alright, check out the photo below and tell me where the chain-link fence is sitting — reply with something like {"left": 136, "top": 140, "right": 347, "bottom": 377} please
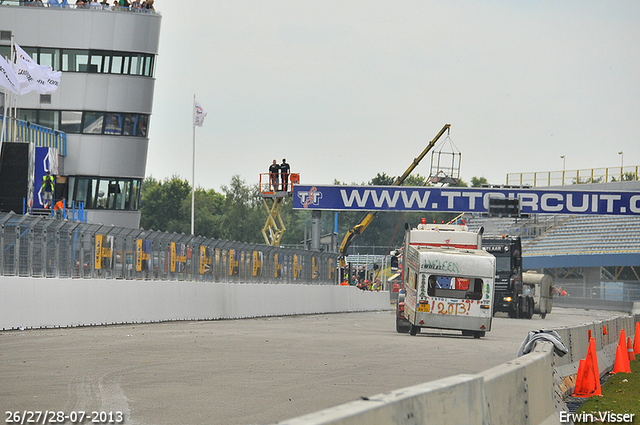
{"left": 0, "top": 212, "right": 338, "bottom": 284}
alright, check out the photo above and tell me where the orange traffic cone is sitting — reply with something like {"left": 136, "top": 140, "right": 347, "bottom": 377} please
{"left": 587, "top": 337, "right": 601, "bottom": 396}
{"left": 634, "top": 322, "right": 640, "bottom": 356}
{"left": 572, "top": 359, "right": 586, "bottom": 397}
{"left": 613, "top": 343, "right": 631, "bottom": 374}
{"left": 628, "top": 337, "right": 636, "bottom": 362}
{"left": 603, "top": 325, "right": 607, "bottom": 335}
{"left": 618, "top": 329, "right": 627, "bottom": 353}
{"left": 572, "top": 338, "right": 602, "bottom": 397}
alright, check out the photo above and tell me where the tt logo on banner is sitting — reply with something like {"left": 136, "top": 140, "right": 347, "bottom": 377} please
{"left": 298, "top": 187, "right": 323, "bottom": 208}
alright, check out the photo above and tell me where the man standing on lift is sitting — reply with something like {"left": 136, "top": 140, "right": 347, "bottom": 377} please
{"left": 269, "top": 159, "right": 280, "bottom": 191}
{"left": 280, "top": 158, "right": 290, "bottom": 192}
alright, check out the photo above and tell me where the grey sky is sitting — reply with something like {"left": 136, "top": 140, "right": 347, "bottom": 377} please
{"left": 147, "top": 1, "right": 640, "bottom": 192}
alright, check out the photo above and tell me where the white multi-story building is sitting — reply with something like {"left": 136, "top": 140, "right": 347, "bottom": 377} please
{"left": 0, "top": 3, "right": 161, "bottom": 228}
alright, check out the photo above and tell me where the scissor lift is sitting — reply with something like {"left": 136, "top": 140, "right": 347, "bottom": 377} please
{"left": 259, "top": 172, "right": 300, "bottom": 246}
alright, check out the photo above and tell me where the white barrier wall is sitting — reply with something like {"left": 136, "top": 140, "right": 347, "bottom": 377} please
{"left": 0, "top": 277, "right": 390, "bottom": 330}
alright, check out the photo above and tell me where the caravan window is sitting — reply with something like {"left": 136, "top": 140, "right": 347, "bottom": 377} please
{"left": 427, "top": 275, "right": 484, "bottom": 300}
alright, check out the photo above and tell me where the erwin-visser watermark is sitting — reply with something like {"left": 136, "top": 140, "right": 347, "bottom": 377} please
{"left": 560, "top": 411, "right": 635, "bottom": 423}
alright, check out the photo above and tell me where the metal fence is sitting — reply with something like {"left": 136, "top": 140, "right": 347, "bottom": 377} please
{"left": 506, "top": 165, "right": 639, "bottom": 187}
{"left": 0, "top": 211, "right": 338, "bottom": 284}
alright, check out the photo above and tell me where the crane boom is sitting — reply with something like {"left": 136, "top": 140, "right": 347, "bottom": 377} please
{"left": 338, "top": 124, "right": 451, "bottom": 266}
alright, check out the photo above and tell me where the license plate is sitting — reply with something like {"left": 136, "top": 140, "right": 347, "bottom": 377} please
{"left": 417, "top": 303, "right": 430, "bottom": 312}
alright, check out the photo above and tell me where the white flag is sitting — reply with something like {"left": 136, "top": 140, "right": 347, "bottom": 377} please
{"left": 14, "top": 44, "right": 61, "bottom": 95}
{"left": 41, "top": 67, "right": 61, "bottom": 94}
{"left": 193, "top": 98, "right": 207, "bottom": 127}
{"left": 0, "top": 54, "right": 20, "bottom": 95}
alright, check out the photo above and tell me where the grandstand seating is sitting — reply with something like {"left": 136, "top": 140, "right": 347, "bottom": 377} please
{"left": 524, "top": 215, "right": 640, "bottom": 256}
{"left": 467, "top": 214, "right": 640, "bottom": 257}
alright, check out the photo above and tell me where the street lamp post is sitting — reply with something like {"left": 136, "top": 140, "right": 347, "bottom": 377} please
{"left": 618, "top": 151, "right": 624, "bottom": 181}
{"left": 560, "top": 155, "right": 565, "bottom": 185}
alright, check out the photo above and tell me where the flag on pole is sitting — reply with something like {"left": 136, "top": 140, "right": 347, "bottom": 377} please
{"left": 0, "top": 54, "right": 21, "bottom": 95}
{"left": 14, "top": 43, "right": 61, "bottom": 95}
{"left": 193, "top": 98, "right": 207, "bottom": 127}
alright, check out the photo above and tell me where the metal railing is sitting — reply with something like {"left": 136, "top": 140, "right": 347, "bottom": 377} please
{"left": 2, "top": 0, "right": 159, "bottom": 14}
{"left": 555, "top": 281, "right": 640, "bottom": 302}
{"left": 0, "top": 211, "right": 338, "bottom": 284}
{"left": 1, "top": 116, "right": 67, "bottom": 156}
{"left": 506, "top": 165, "right": 639, "bottom": 187}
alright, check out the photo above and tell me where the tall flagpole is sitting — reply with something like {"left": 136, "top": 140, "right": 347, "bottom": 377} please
{"left": 191, "top": 94, "right": 196, "bottom": 235}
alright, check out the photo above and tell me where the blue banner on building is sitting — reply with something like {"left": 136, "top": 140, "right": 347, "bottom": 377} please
{"left": 292, "top": 185, "right": 640, "bottom": 216}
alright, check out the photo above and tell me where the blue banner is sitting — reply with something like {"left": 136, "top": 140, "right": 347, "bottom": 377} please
{"left": 292, "top": 185, "right": 640, "bottom": 216}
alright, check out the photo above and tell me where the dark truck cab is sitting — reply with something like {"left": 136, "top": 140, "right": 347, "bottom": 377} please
{"left": 482, "top": 235, "right": 534, "bottom": 319}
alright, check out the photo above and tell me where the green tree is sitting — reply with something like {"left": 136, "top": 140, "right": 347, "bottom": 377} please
{"left": 220, "top": 175, "right": 263, "bottom": 243}
{"left": 140, "top": 175, "right": 191, "bottom": 233}
{"left": 471, "top": 176, "right": 488, "bottom": 187}
{"left": 188, "top": 187, "right": 225, "bottom": 239}
{"left": 370, "top": 172, "right": 395, "bottom": 185}
{"left": 403, "top": 174, "right": 428, "bottom": 186}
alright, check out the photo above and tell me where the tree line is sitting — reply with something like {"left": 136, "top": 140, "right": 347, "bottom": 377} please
{"left": 140, "top": 173, "right": 489, "bottom": 251}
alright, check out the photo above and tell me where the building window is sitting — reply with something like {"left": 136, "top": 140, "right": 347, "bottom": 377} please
{"left": 17, "top": 108, "right": 150, "bottom": 138}
{"left": 39, "top": 48, "right": 59, "bottom": 70}
{"left": 27, "top": 46, "right": 156, "bottom": 77}
{"left": 62, "top": 49, "right": 89, "bottom": 72}
{"left": 104, "top": 113, "right": 122, "bottom": 135}
{"left": 18, "top": 110, "right": 38, "bottom": 124}
{"left": 83, "top": 112, "right": 104, "bottom": 134}
{"left": 89, "top": 53, "right": 103, "bottom": 73}
{"left": 60, "top": 111, "right": 82, "bottom": 133}
{"left": 38, "top": 110, "right": 58, "bottom": 131}
{"left": 136, "top": 115, "right": 149, "bottom": 137}
{"left": 70, "top": 176, "right": 142, "bottom": 211}
{"left": 111, "top": 55, "right": 123, "bottom": 74}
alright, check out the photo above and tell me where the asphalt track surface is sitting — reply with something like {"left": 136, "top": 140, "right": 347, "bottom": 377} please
{"left": 0, "top": 307, "right": 623, "bottom": 425}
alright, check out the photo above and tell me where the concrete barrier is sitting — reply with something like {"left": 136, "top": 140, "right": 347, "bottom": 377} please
{"left": 273, "top": 314, "right": 640, "bottom": 425}
{"left": 275, "top": 343, "right": 558, "bottom": 425}
{"left": 0, "top": 277, "right": 391, "bottom": 330}
{"left": 277, "top": 375, "right": 487, "bottom": 425}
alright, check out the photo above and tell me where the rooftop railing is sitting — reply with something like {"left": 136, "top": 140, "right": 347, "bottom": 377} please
{"left": 0, "top": 0, "right": 159, "bottom": 14}
{"left": 506, "top": 166, "right": 639, "bottom": 187}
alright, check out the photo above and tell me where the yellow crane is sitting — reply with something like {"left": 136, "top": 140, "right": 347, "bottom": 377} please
{"left": 338, "top": 124, "right": 451, "bottom": 267}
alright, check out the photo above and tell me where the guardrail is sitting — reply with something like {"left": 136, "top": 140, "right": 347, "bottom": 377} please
{"left": 274, "top": 309, "right": 640, "bottom": 425}
{"left": 0, "top": 211, "right": 338, "bottom": 284}
{"left": 507, "top": 166, "right": 639, "bottom": 187}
